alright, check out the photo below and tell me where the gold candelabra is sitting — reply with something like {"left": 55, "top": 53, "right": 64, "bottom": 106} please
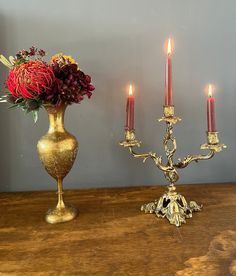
{"left": 120, "top": 105, "right": 226, "bottom": 227}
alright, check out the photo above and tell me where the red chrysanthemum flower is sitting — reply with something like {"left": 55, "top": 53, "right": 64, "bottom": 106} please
{"left": 6, "top": 60, "right": 55, "bottom": 99}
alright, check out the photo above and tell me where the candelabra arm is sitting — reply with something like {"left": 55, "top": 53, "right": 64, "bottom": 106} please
{"left": 174, "top": 149, "right": 215, "bottom": 169}
{"left": 128, "top": 147, "right": 153, "bottom": 161}
{"left": 128, "top": 147, "right": 171, "bottom": 172}
{"left": 119, "top": 129, "right": 171, "bottom": 172}
{"left": 174, "top": 132, "right": 226, "bottom": 169}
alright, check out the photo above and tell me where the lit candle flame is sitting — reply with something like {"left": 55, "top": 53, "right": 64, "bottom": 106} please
{"left": 167, "top": 38, "right": 172, "bottom": 55}
{"left": 129, "top": 84, "right": 133, "bottom": 96}
{"left": 208, "top": 84, "right": 213, "bottom": 97}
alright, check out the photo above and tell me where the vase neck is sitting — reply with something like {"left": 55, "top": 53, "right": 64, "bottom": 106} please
{"left": 46, "top": 104, "right": 67, "bottom": 133}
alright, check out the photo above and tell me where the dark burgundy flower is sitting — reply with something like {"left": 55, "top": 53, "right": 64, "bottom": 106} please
{"left": 15, "top": 46, "right": 47, "bottom": 61}
{"left": 29, "top": 46, "right": 37, "bottom": 56}
{"left": 42, "top": 60, "right": 95, "bottom": 105}
{"left": 38, "top": 49, "right": 46, "bottom": 57}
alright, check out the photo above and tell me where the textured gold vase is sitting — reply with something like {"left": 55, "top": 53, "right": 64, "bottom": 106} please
{"left": 37, "top": 104, "right": 78, "bottom": 224}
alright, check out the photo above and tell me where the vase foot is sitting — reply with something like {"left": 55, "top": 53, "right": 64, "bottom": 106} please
{"left": 45, "top": 204, "right": 78, "bottom": 224}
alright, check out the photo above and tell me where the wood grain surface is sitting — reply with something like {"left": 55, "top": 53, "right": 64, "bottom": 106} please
{"left": 0, "top": 183, "right": 235, "bottom": 276}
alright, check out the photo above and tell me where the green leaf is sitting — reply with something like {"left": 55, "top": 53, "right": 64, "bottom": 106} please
{"left": 0, "top": 95, "right": 7, "bottom": 102}
{"left": 15, "top": 98, "right": 24, "bottom": 104}
{"left": 32, "top": 110, "right": 39, "bottom": 123}
{"left": 14, "top": 58, "right": 27, "bottom": 65}
{"left": 0, "top": 55, "right": 13, "bottom": 69}
{"left": 2, "top": 89, "right": 10, "bottom": 95}
{"left": 8, "top": 104, "right": 18, "bottom": 109}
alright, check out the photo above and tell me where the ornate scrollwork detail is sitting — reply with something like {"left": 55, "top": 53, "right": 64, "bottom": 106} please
{"left": 164, "top": 169, "right": 179, "bottom": 183}
{"left": 120, "top": 106, "right": 226, "bottom": 226}
{"left": 141, "top": 185, "right": 202, "bottom": 227}
{"left": 174, "top": 151, "right": 215, "bottom": 169}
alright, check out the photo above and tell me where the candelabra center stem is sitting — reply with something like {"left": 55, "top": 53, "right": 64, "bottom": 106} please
{"left": 168, "top": 183, "right": 176, "bottom": 192}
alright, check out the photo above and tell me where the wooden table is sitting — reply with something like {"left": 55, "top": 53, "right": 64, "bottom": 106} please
{"left": 0, "top": 183, "right": 235, "bottom": 276}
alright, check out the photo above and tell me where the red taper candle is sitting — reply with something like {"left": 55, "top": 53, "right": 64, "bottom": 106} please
{"left": 207, "top": 84, "right": 216, "bottom": 132}
{"left": 165, "top": 38, "right": 173, "bottom": 106}
{"left": 126, "top": 84, "right": 134, "bottom": 130}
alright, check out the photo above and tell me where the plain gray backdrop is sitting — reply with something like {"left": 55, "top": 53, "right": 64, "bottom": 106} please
{"left": 0, "top": 0, "right": 235, "bottom": 192}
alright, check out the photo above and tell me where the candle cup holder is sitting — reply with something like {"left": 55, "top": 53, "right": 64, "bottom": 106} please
{"left": 120, "top": 106, "right": 226, "bottom": 227}
{"left": 159, "top": 105, "right": 181, "bottom": 124}
{"left": 120, "top": 129, "right": 141, "bottom": 148}
{"left": 201, "top": 131, "right": 226, "bottom": 153}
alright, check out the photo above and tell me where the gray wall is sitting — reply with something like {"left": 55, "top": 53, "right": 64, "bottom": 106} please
{"left": 0, "top": 0, "right": 235, "bottom": 192}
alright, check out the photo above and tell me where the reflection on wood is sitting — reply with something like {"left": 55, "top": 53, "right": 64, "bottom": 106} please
{"left": 176, "top": 230, "right": 236, "bottom": 276}
{"left": 0, "top": 183, "right": 235, "bottom": 275}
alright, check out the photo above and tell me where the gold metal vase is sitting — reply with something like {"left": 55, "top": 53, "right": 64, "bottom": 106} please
{"left": 37, "top": 104, "right": 78, "bottom": 224}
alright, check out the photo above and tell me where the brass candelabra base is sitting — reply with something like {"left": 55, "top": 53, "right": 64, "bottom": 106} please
{"left": 141, "top": 185, "right": 202, "bottom": 227}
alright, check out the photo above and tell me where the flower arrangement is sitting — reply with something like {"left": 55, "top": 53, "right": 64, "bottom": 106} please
{"left": 0, "top": 46, "right": 95, "bottom": 122}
